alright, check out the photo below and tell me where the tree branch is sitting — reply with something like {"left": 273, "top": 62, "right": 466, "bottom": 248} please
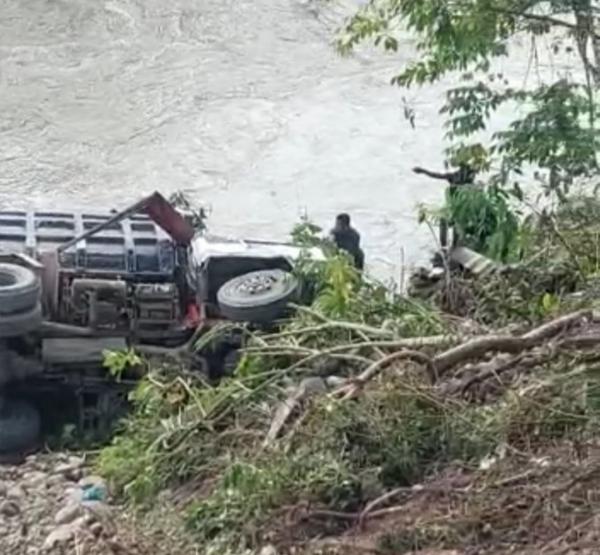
{"left": 433, "top": 310, "right": 592, "bottom": 376}
{"left": 487, "top": 5, "right": 600, "bottom": 39}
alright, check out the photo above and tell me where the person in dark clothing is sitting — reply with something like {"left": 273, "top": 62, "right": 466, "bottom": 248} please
{"left": 413, "top": 163, "right": 476, "bottom": 188}
{"left": 330, "top": 213, "right": 365, "bottom": 270}
{"left": 413, "top": 163, "right": 478, "bottom": 248}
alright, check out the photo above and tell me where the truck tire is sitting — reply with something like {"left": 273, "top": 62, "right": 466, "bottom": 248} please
{"left": 217, "top": 269, "right": 299, "bottom": 323}
{"left": 0, "top": 399, "right": 41, "bottom": 454}
{"left": 0, "top": 304, "right": 42, "bottom": 338}
{"left": 0, "top": 264, "right": 40, "bottom": 315}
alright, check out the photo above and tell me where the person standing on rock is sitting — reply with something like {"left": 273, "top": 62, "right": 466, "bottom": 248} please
{"left": 329, "top": 213, "right": 364, "bottom": 270}
{"left": 412, "top": 162, "right": 478, "bottom": 248}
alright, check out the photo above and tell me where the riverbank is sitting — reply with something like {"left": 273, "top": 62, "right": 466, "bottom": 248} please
{"left": 92, "top": 198, "right": 600, "bottom": 554}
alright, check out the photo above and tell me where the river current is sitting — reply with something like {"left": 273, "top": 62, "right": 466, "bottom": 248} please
{"left": 0, "top": 0, "right": 578, "bottom": 279}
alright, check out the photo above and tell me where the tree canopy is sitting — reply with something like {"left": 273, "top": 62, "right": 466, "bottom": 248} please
{"left": 338, "top": 0, "right": 600, "bottom": 200}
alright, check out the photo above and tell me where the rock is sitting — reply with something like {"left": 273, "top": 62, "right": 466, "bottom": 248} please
{"left": 24, "top": 454, "right": 39, "bottom": 467}
{"left": 45, "top": 474, "right": 64, "bottom": 490}
{"left": 54, "top": 463, "right": 71, "bottom": 474}
{"left": 43, "top": 525, "right": 75, "bottom": 551}
{"left": 0, "top": 500, "right": 20, "bottom": 517}
{"left": 82, "top": 500, "right": 112, "bottom": 523}
{"left": 82, "top": 500, "right": 116, "bottom": 537}
{"left": 299, "top": 377, "right": 328, "bottom": 395}
{"left": 55, "top": 502, "right": 82, "bottom": 525}
{"left": 64, "top": 486, "right": 84, "bottom": 504}
{"left": 24, "top": 470, "right": 47, "bottom": 489}
{"left": 81, "top": 512, "right": 95, "bottom": 526}
{"left": 324, "top": 375, "right": 347, "bottom": 388}
{"left": 107, "top": 538, "right": 127, "bottom": 554}
{"left": 67, "top": 456, "right": 84, "bottom": 468}
{"left": 42, "top": 518, "right": 87, "bottom": 551}
{"left": 259, "top": 546, "right": 278, "bottom": 555}
{"left": 90, "top": 521, "right": 103, "bottom": 537}
{"left": 54, "top": 463, "right": 82, "bottom": 482}
{"left": 7, "top": 485, "right": 26, "bottom": 501}
{"left": 20, "top": 521, "right": 29, "bottom": 538}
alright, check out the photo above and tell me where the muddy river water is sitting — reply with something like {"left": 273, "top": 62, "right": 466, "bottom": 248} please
{"left": 0, "top": 0, "right": 578, "bottom": 279}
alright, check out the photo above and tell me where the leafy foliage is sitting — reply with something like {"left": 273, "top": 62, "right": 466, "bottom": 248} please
{"left": 419, "top": 183, "right": 520, "bottom": 261}
{"left": 338, "top": 0, "right": 600, "bottom": 200}
{"left": 447, "top": 185, "right": 520, "bottom": 259}
{"left": 103, "top": 349, "right": 144, "bottom": 381}
{"left": 493, "top": 81, "right": 600, "bottom": 200}
{"left": 290, "top": 218, "right": 327, "bottom": 249}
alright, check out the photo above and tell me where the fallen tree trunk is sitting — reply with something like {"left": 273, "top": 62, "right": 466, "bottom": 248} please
{"left": 433, "top": 335, "right": 533, "bottom": 376}
{"left": 432, "top": 310, "right": 593, "bottom": 377}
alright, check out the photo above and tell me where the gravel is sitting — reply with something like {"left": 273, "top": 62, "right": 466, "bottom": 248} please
{"left": 0, "top": 454, "right": 143, "bottom": 554}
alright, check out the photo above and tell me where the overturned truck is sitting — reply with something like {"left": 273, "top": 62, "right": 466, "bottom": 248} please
{"left": 0, "top": 193, "right": 321, "bottom": 452}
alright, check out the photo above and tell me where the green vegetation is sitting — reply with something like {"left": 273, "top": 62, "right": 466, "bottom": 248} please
{"left": 97, "top": 212, "right": 600, "bottom": 552}
{"left": 338, "top": 0, "right": 600, "bottom": 202}
{"left": 419, "top": 183, "right": 521, "bottom": 261}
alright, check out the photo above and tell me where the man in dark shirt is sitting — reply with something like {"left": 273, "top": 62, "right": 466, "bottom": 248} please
{"left": 330, "top": 213, "right": 364, "bottom": 270}
{"left": 413, "top": 163, "right": 476, "bottom": 188}
{"left": 413, "top": 163, "right": 478, "bottom": 248}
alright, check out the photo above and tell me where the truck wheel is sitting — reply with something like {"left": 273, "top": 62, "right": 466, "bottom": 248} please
{"left": 0, "top": 399, "right": 41, "bottom": 454}
{"left": 0, "top": 304, "right": 42, "bottom": 338}
{"left": 0, "top": 264, "right": 40, "bottom": 315}
{"left": 217, "top": 269, "right": 299, "bottom": 323}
